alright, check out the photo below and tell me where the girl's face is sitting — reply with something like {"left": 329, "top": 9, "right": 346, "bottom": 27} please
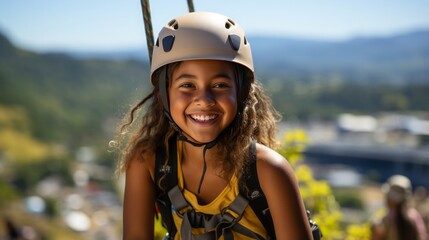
{"left": 168, "top": 60, "right": 238, "bottom": 144}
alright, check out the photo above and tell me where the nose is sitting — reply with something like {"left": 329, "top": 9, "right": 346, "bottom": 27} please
{"left": 194, "top": 88, "right": 215, "bottom": 107}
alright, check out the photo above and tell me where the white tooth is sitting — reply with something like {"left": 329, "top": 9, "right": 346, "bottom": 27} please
{"left": 191, "top": 114, "right": 216, "bottom": 121}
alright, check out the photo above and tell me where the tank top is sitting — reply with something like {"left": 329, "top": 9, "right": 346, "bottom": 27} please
{"left": 172, "top": 141, "right": 268, "bottom": 239}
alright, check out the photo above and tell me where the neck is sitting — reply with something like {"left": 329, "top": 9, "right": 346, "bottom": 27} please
{"left": 180, "top": 138, "right": 222, "bottom": 194}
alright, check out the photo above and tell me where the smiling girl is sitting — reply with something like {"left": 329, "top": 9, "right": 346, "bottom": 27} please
{"left": 116, "top": 12, "right": 313, "bottom": 240}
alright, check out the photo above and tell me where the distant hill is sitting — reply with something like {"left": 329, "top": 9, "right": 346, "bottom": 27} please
{"left": 0, "top": 32, "right": 149, "bottom": 148}
{"left": 66, "top": 29, "right": 429, "bottom": 85}
{"left": 250, "top": 30, "right": 429, "bottom": 85}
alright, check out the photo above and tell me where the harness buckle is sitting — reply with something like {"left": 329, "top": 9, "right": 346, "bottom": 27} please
{"left": 220, "top": 206, "right": 242, "bottom": 224}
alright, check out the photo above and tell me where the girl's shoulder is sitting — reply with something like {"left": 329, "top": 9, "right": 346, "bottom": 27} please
{"left": 254, "top": 142, "right": 297, "bottom": 188}
{"left": 254, "top": 143, "right": 288, "bottom": 170}
{"left": 127, "top": 146, "right": 156, "bottom": 181}
{"left": 254, "top": 143, "right": 312, "bottom": 238}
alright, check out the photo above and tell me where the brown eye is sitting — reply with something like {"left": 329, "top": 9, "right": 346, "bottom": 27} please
{"left": 213, "top": 83, "right": 230, "bottom": 89}
{"left": 179, "top": 83, "right": 194, "bottom": 88}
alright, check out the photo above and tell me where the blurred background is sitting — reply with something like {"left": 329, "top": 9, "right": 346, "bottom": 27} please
{"left": 1, "top": 0, "right": 428, "bottom": 239}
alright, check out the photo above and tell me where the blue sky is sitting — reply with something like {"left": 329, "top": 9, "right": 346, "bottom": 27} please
{"left": 1, "top": 0, "right": 428, "bottom": 52}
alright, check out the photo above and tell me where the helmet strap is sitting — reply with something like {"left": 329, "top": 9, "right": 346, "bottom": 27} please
{"left": 235, "top": 65, "right": 244, "bottom": 111}
{"left": 159, "top": 67, "right": 170, "bottom": 112}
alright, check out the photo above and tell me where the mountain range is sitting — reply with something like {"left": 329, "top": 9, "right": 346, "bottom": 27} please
{"left": 65, "top": 29, "right": 429, "bottom": 85}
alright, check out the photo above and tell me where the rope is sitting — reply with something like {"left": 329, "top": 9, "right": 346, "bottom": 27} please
{"left": 139, "top": 0, "right": 195, "bottom": 62}
{"left": 187, "top": 0, "right": 195, "bottom": 12}
{"left": 140, "top": 0, "right": 155, "bottom": 62}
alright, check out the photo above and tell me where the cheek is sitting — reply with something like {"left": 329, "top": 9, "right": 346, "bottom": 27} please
{"left": 168, "top": 91, "right": 190, "bottom": 118}
{"left": 224, "top": 94, "right": 238, "bottom": 117}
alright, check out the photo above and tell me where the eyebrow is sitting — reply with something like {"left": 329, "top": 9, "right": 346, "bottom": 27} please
{"left": 174, "top": 73, "right": 234, "bottom": 82}
{"left": 174, "top": 73, "right": 195, "bottom": 82}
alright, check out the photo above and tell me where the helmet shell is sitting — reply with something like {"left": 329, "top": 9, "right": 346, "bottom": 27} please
{"left": 150, "top": 12, "right": 253, "bottom": 84}
{"left": 382, "top": 174, "right": 412, "bottom": 203}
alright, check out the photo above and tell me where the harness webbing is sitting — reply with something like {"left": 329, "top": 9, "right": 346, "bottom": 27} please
{"left": 155, "top": 136, "right": 274, "bottom": 239}
{"left": 168, "top": 185, "right": 264, "bottom": 239}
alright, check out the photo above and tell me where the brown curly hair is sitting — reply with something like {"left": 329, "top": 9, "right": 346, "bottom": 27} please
{"left": 114, "top": 62, "right": 281, "bottom": 182}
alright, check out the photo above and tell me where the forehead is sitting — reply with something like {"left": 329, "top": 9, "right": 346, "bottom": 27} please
{"left": 172, "top": 60, "right": 235, "bottom": 76}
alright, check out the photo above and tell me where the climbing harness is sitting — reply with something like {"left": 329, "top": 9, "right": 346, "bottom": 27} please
{"left": 168, "top": 185, "right": 265, "bottom": 239}
{"left": 155, "top": 136, "right": 272, "bottom": 239}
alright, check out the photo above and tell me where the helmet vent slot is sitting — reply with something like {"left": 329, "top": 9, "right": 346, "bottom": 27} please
{"left": 225, "top": 19, "right": 235, "bottom": 29}
{"left": 162, "top": 35, "right": 175, "bottom": 52}
{"left": 228, "top": 34, "right": 240, "bottom": 51}
{"left": 168, "top": 20, "right": 179, "bottom": 30}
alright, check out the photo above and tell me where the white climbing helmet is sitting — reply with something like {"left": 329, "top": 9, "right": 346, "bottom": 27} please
{"left": 150, "top": 11, "right": 254, "bottom": 84}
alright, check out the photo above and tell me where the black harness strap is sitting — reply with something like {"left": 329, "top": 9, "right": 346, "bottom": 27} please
{"left": 155, "top": 136, "right": 179, "bottom": 238}
{"left": 239, "top": 142, "right": 275, "bottom": 238}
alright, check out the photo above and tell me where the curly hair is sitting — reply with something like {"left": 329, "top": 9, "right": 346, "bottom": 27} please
{"left": 114, "top": 62, "right": 281, "bottom": 182}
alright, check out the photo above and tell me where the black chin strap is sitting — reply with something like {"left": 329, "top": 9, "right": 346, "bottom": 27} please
{"left": 176, "top": 129, "right": 218, "bottom": 194}
{"left": 175, "top": 124, "right": 219, "bottom": 194}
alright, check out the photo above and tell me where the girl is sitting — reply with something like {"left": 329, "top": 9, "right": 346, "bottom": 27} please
{"left": 371, "top": 175, "right": 427, "bottom": 240}
{"left": 116, "top": 12, "right": 313, "bottom": 239}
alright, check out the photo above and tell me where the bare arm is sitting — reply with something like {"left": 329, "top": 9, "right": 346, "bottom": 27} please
{"left": 123, "top": 151, "right": 155, "bottom": 240}
{"left": 256, "top": 143, "right": 312, "bottom": 240}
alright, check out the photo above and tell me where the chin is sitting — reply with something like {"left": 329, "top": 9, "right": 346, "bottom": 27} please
{"left": 195, "top": 137, "right": 217, "bottom": 144}
{"left": 190, "top": 133, "right": 219, "bottom": 144}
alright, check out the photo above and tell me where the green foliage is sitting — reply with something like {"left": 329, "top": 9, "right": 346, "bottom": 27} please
{"left": 0, "top": 104, "right": 73, "bottom": 194}
{"left": 333, "top": 189, "right": 365, "bottom": 210}
{"left": 266, "top": 79, "right": 429, "bottom": 120}
{"left": 0, "top": 40, "right": 149, "bottom": 151}
{"left": 12, "top": 157, "right": 73, "bottom": 193}
{"left": 44, "top": 197, "right": 59, "bottom": 218}
{"left": 0, "top": 105, "right": 54, "bottom": 162}
{"left": 0, "top": 180, "right": 20, "bottom": 207}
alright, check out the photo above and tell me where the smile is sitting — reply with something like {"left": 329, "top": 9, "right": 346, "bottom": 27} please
{"left": 189, "top": 114, "right": 218, "bottom": 122}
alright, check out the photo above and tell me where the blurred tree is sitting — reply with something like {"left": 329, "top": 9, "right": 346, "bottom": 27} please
{"left": 345, "top": 223, "right": 371, "bottom": 240}
{"left": 279, "top": 129, "right": 344, "bottom": 239}
{"left": 0, "top": 105, "right": 52, "bottom": 163}
{"left": 279, "top": 129, "right": 370, "bottom": 240}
